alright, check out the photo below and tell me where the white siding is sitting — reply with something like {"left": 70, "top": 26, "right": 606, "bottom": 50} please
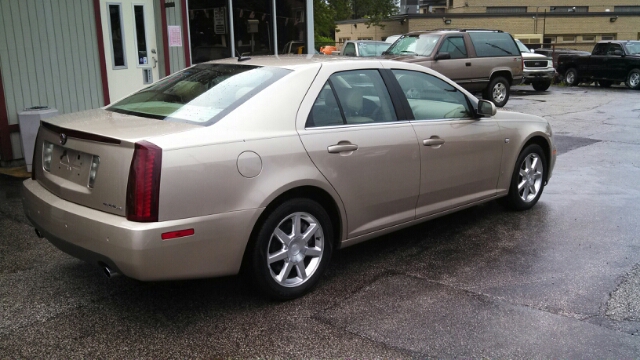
{"left": 0, "top": 0, "right": 104, "bottom": 160}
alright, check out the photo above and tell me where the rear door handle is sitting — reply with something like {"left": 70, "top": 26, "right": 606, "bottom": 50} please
{"left": 466, "top": 62, "right": 471, "bottom": 66}
{"left": 328, "top": 144, "right": 358, "bottom": 153}
{"left": 423, "top": 138, "right": 445, "bottom": 146}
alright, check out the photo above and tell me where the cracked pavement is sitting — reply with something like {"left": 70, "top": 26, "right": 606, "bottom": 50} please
{"left": 1, "top": 84, "right": 640, "bottom": 357}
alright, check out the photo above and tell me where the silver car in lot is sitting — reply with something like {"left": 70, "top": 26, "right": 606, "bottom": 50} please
{"left": 23, "top": 56, "right": 556, "bottom": 299}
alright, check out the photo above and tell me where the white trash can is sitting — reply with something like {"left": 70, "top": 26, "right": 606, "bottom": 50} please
{"left": 18, "top": 106, "right": 59, "bottom": 172}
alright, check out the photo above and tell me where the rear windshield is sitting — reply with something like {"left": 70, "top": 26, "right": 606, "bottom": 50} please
{"left": 469, "top": 32, "right": 520, "bottom": 57}
{"left": 385, "top": 35, "right": 440, "bottom": 57}
{"left": 108, "top": 63, "right": 291, "bottom": 125}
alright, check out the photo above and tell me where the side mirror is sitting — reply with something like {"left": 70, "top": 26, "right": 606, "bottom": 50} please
{"left": 477, "top": 100, "right": 497, "bottom": 117}
{"left": 613, "top": 49, "right": 624, "bottom": 56}
{"left": 434, "top": 52, "right": 451, "bottom": 61}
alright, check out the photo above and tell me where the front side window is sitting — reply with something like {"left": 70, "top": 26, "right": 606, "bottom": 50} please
{"left": 107, "top": 3, "right": 127, "bottom": 69}
{"left": 108, "top": 64, "right": 291, "bottom": 125}
{"left": 607, "top": 44, "right": 623, "bottom": 55}
{"left": 469, "top": 32, "right": 519, "bottom": 57}
{"left": 438, "top": 37, "right": 467, "bottom": 59}
{"left": 392, "top": 69, "right": 471, "bottom": 120}
{"left": 306, "top": 70, "right": 397, "bottom": 127}
{"left": 385, "top": 35, "right": 440, "bottom": 57}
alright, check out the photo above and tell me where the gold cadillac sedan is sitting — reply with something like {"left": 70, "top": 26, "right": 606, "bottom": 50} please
{"left": 22, "top": 56, "right": 556, "bottom": 300}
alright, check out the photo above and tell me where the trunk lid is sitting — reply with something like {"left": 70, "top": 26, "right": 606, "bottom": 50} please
{"left": 33, "top": 109, "right": 200, "bottom": 217}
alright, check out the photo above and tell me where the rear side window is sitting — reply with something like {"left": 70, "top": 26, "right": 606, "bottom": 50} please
{"left": 469, "top": 32, "right": 519, "bottom": 57}
{"left": 108, "top": 64, "right": 290, "bottom": 125}
{"left": 306, "top": 70, "right": 397, "bottom": 127}
{"left": 343, "top": 43, "right": 356, "bottom": 56}
{"left": 592, "top": 43, "right": 608, "bottom": 55}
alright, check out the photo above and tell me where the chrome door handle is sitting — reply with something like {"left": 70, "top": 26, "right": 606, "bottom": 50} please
{"left": 423, "top": 138, "right": 445, "bottom": 146}
{"left": 327, "top": 144, "right": 358, "bottom": 153}
{"left": 152, "top": 57, "right": 158, "bottom": 68}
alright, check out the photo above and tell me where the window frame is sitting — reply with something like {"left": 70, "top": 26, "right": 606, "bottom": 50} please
{"left": 132, "top": 3, "right": 150, "bottom": 68}
{"left": 390, "top": 69, "right": 474, "bottom": 122}
{"left": 305, "top": 69, "right": 401, "bottom": 128}
{"left": 106, "top": 2, "right": 128, "bottom": 70}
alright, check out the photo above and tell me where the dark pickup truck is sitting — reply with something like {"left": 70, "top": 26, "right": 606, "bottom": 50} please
{"left": 557, "top": 40, "right": 640, "bottom": 89}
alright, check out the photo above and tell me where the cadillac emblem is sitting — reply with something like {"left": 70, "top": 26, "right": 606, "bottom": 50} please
{"left": 59, "top": 133, "right": 67, "bottom": 145}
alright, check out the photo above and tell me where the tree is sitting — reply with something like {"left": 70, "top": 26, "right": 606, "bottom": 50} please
{"left": 328, "top": 0, "right": 397, "bottom": 23}
{"left": 314, "top": 0, "right": 337, "bottom": 39}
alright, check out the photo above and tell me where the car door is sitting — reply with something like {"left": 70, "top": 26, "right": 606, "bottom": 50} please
{"left": 391, "top": 69, "right": 503, "bottom": 218}
{"left": 589, "top": 43, "right": 609, "bottom": 78}
{"left": 430, "top": 35, "right": 479, "bottom": 91}
{"left": 606, "top": 43, "right": 628, "bottom": 81}
{"left": 298, "top": 68, "right": 421, "bottom": 238}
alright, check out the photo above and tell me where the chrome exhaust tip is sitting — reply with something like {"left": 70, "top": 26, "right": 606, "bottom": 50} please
{"left": 34, "top": 228, "right": 44, "bottom": 238}
{"left": 103, "top": 266, "right": 119, "bottom": 278}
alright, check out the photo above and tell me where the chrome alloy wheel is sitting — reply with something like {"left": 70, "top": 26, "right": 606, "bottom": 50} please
{"left": 267, "top": 212, "right": 324, "bottom": 287}
{"left": 629, "top": 72, "right": 640, "bottom": 88}
{"left": 565, "top": 71, "right": 576, "bottom": 85}
{"left": 492, "top": 83, "right": 507, "bottom": 103}
{"left": 517, "top": 153, "right": 544, "bottom": 202}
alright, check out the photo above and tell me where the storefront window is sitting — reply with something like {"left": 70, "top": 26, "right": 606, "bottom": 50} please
{"left": 188, "top": 0, "right": 307, "bottom": 62}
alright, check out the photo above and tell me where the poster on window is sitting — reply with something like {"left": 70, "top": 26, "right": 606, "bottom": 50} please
{"left": 214, "top": 8, "right": 226, "bottom": 34}
{"left": 168, "top": 26, "right": 182, "bottom": 47}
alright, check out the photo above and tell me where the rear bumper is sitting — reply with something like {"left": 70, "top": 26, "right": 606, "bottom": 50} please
{"left": 22, "top": 179, "right": 262, "bottom": 281}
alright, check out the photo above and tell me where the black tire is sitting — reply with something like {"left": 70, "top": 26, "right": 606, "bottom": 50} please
{"left": 532, "top": 80, "right": 551, "bottom": 91}
{"left": 482, "top": 76, "right": 510, "bottom": 107}
{"left": 598, "top": 80, "right": 613, "bottom": 88}
{"left": 564, "top": 68, "right": 579, "bottom": 86}
{"left": 499, "top": 144, "right": 547, "bottom": 211}
{"left": 625, "top": 68, "right": 640, "bottom": 90}
{"left": 246, "top": 198, "right": 333, "bottom": 300}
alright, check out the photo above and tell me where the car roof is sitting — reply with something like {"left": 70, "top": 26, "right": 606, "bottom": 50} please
{"left": 405, "top": 29, "right": 503, "bottom": 36}
{"left": 202, "top": 55, "right": 394, "bottom": 70}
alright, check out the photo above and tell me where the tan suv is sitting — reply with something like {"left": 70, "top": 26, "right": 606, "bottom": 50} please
{"left": 384, "top": 29, "right": 523, "bottom": 107}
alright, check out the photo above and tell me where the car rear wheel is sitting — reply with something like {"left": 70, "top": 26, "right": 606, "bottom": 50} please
{"left": 247, "top": 198, "right": 333, "bottom": 300}
{"left": 564, "top": 68, "right": 579, "bottom": 86}
{"left": 626, "top": 69, "right": 640, "bottom": 90}
{"left": 483, "top": 76, "right": 510, "bottom": 107}
{"left": 499, "top": 144, "right": 547, "bottom": 211}
{"left": 532, "top": 80, "right": 551, "bottom": 91}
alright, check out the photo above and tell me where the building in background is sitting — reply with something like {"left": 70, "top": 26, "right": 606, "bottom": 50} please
{"left": 336, "top": 1, "right": 640, "bottom": 50}
{"left": 0, "top": 0, "right": 313, "bottom": 167}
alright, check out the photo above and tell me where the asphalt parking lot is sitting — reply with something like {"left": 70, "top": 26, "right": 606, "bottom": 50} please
{"left": 2, "top": 83, "right": 640, "bottom": 357}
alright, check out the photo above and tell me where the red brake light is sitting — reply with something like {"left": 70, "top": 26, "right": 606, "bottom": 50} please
{"left": 126, "top": 141, "right": 162, "bottom": 222}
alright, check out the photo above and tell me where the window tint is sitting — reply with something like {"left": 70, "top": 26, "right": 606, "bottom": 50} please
{"left": 109, "top": 64, "right": 290, "bottom": 125}
{"left": 108, "top": 3, "right": 127, "bottom": 69}
{"left": 592, "top": 43, "right": 608, "bottom": 55}
{"left": 306, "top": 70, "right": 397, "bottom": 127}
{"left": 469, "top": 32, "right": 519, "bottom": 57}
{"left": 438, "top": 37, "right": 467, "bottom": 59}
{"left": 343, "top": 43, "right": 356, "bottom": 56}
{"left": 608, "top": 44, "right": 623, "bottom": 55}
{"left": 392, "top": 70, "right": 471, "bottom": 120}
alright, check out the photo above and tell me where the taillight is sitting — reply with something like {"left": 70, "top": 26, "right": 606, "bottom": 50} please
{"left": 126, "top": 141, "right": 162, "bottom": 222}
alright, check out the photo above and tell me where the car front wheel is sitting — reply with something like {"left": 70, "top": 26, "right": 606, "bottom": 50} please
{"left": 564, "top": 68, "right": 579, "bottom": 86}
{"left": 626, "top": 69, "right": 640, "bottom": 90}
{"left": 483, "top": 76, "right": 510, "bottom": 107}
{"left": 499, "top": 144, "right": 547, "bottom": 211}
{"left": 247, "top": 198, "right": 333, "bottom": 300}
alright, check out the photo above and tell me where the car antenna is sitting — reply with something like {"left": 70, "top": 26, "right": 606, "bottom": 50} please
{"left": 236, "top": 50, "right": 251, "bottom": 62}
